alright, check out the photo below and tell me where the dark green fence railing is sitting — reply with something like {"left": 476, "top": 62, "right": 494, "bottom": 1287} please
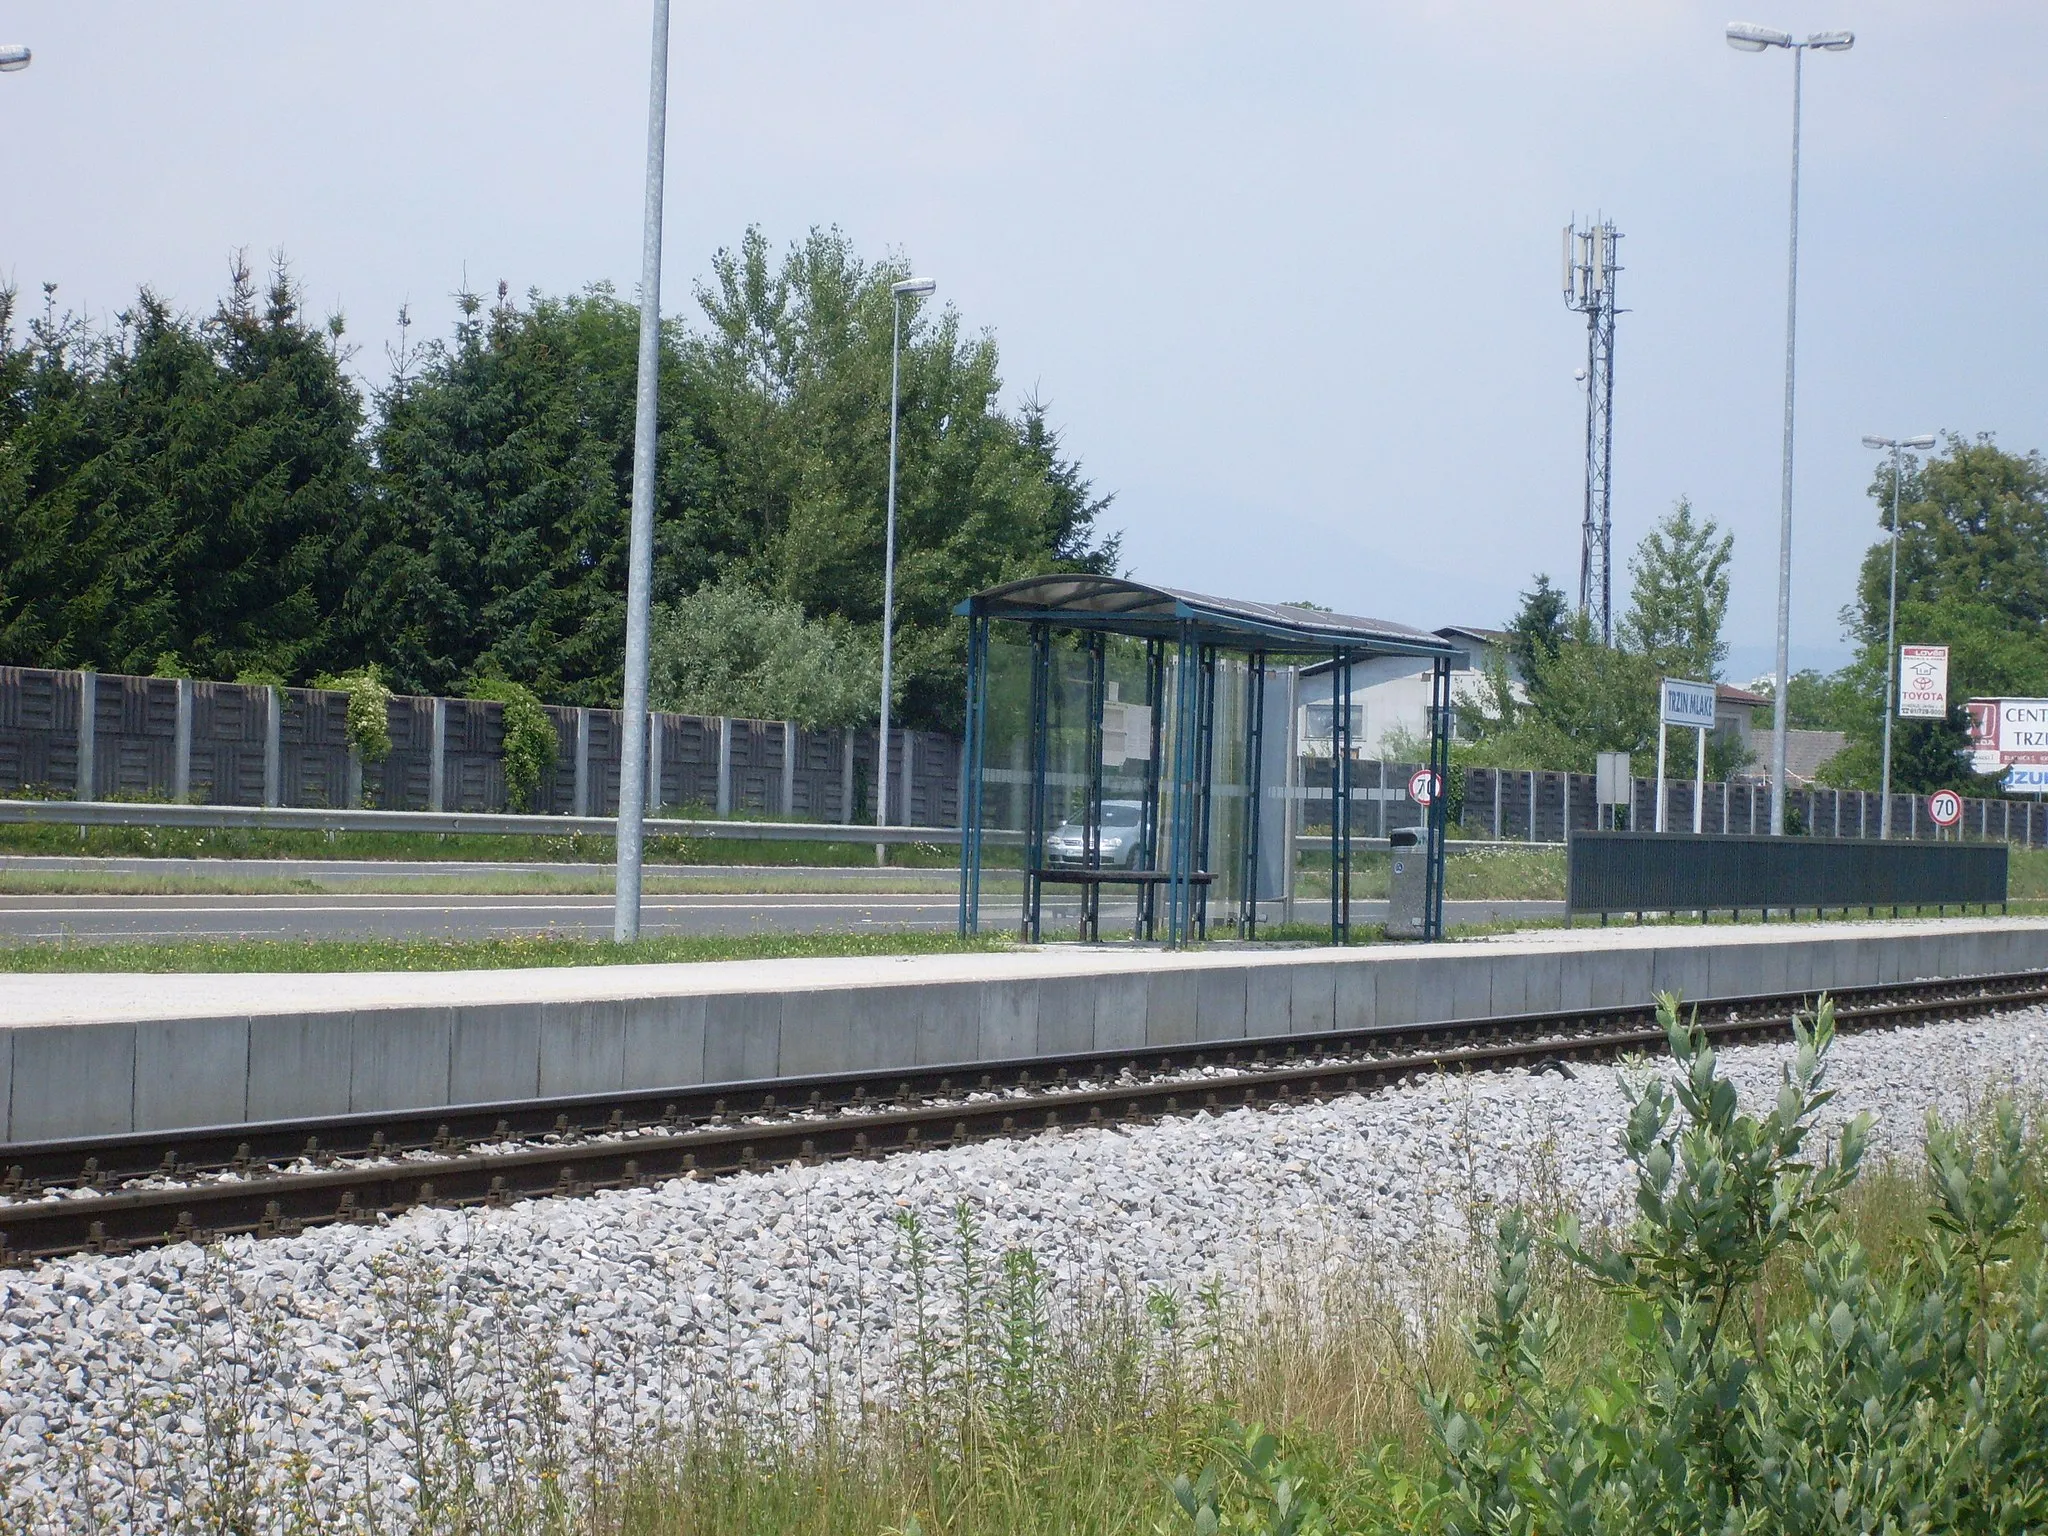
{"left": 1566, "top": 831, "right": 2009, "bottom": 920}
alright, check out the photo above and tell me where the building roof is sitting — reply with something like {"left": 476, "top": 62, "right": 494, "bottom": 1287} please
{"left": 1739, "top": 728, "right": 1848, "bottom": 785}
{"left": 956, "top": 576, "right": 1457, "bottom": 658}
{"left": 1717, "top": 682, "right": 1771, "bottom": 707}
{"left": 1435, "top": 624, "right": 1514, "bottom": 648}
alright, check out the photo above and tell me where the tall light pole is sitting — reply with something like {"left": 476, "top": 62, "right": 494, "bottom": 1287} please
{"left": 875, "top": 276, "right": 935, "bottom": 857}
{"left": 1726, "top": 21, "right": 1853, "bottom": 834}
{"left": 613, "top": 0, "right": 671, "bottom": 943}
{"left": 1862, "top": 432, "right": 1936, "bottom": 837}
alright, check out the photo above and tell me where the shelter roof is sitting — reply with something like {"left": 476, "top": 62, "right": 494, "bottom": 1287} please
{"left": 957, "top": 576, "right": 1455, "bottom": 658}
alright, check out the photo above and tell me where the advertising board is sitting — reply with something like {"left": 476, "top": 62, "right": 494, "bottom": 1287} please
{"left": 1899, "top": 645, "right": 1949, "bottom": 718}
{"left": 1965, "top": 697, "right": 2048, "bottom": 772}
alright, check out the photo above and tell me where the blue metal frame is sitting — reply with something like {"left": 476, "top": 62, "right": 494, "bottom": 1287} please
{"left": 1023, "top": 621, "right": 1052, "bottom": 942}
{"left": 1239, "top": 652, "right": 1267, "bottom": 938}
{"left": 956, "top": 614, "right": 989, "bottom": 935}
{"left": 1137, "top": 638, "right": 1166, "bottom": 940}
{"left": 1331, "top": 654, "right": 1354, "bottom": 944}
{"left": 1424, "top": 653, "right": 1451, "bottom": 941}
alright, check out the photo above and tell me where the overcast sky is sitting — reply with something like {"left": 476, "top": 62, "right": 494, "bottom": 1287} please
{"left": 6, "top": 2, "right": 2043, "bottom": 681}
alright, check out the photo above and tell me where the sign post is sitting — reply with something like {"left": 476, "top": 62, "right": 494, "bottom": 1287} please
{"left": 1657, "top": 678, "right": 1717, "bottom": 834}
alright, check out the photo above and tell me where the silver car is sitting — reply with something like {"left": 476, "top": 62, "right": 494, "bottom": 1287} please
{"left": 1045, "top": 799, "right": 1146, "bottom": 868}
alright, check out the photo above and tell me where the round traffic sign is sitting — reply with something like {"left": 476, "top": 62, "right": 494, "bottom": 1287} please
{"left": 1928, "top": 789, "right": 1962, "bottom": 827}
{"left": 1408, "top": 768, "right": 1441, "bottom": 806}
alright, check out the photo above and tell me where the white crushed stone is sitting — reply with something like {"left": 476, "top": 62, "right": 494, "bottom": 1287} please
{"left": 1, "top": 1007, "right": 2043, "bottom": 1527}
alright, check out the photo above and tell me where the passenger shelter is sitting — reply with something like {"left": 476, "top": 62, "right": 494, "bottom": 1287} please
{"left": 954, "top": 575, "right": 1458, "bottom": 946}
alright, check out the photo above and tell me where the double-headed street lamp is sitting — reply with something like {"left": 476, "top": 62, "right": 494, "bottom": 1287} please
{"left": 875, "top": 275, "right": 935, "bottom": 853}
{"left": 1726, "top": 20, "right": 1853, "bottom": 835}
{"left": 1861, "top": 432, "right": 1936, "bottom": 838}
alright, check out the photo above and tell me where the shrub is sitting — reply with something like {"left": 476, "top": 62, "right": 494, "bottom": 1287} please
{"left": 1166, "top": 994, "right": 2048, "bottom": 1534}
{"left": 467, "top": 678, "right": 557, "bottom": 811}
{"left": 649, "top": 580, "right": 882, "bottom": 728}
{"left": 311, "top": 665, "right": 393, "bottom": 765}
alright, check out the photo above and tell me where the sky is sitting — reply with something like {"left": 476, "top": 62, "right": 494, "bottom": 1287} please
{"left": 5, "top": 2, "right": 2044, "bottom": 685}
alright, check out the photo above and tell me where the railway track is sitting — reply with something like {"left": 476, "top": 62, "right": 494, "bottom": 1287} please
{"left": 4, "top": 968, "right": 2043, "bottom": 1267}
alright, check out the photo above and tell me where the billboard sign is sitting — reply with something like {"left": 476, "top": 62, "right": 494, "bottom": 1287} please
{"left": 2004, "top": 763, "right": 2048, "bottom": 793}
{"left": 1659, "top": 677, "right": 1717, "bottom": 730}
{"left": 1899, "top": 645, "right": 1949, "bottom": 718}
{"left": 1966, "top": 697, "right": 2048, "bottom": 771}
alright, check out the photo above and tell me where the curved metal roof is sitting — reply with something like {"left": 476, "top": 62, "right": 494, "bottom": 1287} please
{"left": 957, "top": 575, "right": 1455, "bottom": 658}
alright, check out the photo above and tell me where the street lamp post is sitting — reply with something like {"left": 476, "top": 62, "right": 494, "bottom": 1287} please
{"left": 1726, "top": 21, "right": 1853, "bottom": 835}
{"left": 1861, "top": 432, "right": 1936, "bottom": 838}
{"left": 875, "top": 276, "right": 935, "bottom": 859}
{"left": 613, "top": 0, "right": 671, "bottom": 943}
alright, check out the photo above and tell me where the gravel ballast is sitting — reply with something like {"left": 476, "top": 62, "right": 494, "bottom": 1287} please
{"left": 2, "top": 1007, "right": 2045, "bottom": 1526}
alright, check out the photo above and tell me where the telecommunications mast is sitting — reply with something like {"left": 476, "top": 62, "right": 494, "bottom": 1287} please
{"left": 1562, "top": 218, "right": 1621, "bottom": 644}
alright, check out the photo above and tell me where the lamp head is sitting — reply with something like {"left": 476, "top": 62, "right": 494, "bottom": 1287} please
{"left": 891, "top": 278, "right": 937, "bottom": 298}
{"left": 1861, "top": 435, "right": 1893, "bottom": 450}
{"left": 1806, "top": 29, "right": 1854, "bottom": 50}
{"left": 1903, "top": 434, "right": 1936, "bottom": 450}
{"left": 0, "top": 44, "right": 31, "bottom": 71}
{"left": 1725, "top": 21, "right": 1792, "bottom": 50}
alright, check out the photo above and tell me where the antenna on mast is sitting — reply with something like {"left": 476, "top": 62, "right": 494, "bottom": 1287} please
{"left": 1562, "top": 216, "right": 1622, "bottom": 644}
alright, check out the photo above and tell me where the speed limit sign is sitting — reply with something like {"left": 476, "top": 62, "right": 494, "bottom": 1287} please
{"left": 1408, "top": 767, "right": 1441, "bottom": 806}
{"left": 1928, "top": 789, "right": 1963, "bottom": 827}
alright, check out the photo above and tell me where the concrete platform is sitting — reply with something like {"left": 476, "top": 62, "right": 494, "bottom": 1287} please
{"left": 3, "top": 917, "right": 2045, "bottom": 1144}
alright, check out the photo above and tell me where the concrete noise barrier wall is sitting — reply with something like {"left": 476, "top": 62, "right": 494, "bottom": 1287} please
{"left": 0, "top": 665, "right": 961, "bottom": 827}
{"left": 5, "top": 920, "right": 2046, "bottom": 1144}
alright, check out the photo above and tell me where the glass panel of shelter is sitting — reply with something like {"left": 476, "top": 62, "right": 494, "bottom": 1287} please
{"left": 979, "top": 630, "right": 1294, "bottom": 944}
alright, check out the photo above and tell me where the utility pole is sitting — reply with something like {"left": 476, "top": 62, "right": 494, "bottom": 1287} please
{"left": 613, "top": 0, "right": 671, "bottom": 942}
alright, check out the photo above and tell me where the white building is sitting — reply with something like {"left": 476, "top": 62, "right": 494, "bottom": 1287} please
{"left": 1297, "top": 626, "right": 1523, "bottom": 759}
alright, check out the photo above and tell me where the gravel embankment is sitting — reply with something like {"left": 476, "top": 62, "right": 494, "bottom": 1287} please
{"left": 2, "top": 1009, "right": 2044, "bottom": 1526}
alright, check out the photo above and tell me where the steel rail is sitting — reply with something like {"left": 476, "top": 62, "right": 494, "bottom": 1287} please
{"left": 3, "top": 969, "right": 2041, "bottom": 1267}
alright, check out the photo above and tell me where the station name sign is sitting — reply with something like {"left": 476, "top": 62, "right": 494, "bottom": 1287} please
{"left": 1899, "top": 645, "right": 1949, "bottom": 719}
{"left": 1966, "top": 697, "right": 2048, "bottom": 773}
{"left": 1659, "top": 677, "right": 1717, "bottom": 730}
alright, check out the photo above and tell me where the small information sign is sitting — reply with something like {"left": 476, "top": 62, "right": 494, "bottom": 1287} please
{"left": 1595, "top": 750, "right": 1631, "bottom": 807}
{"left": 1659, "top": 677, "right": 1717, "bottom": 729}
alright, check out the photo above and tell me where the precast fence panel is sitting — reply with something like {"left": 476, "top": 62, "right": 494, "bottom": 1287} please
{"left": 0, "top": 665, "right": 964, "bottom": 828}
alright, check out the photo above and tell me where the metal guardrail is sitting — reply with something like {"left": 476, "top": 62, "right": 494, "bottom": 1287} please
{"left": 0, "top": 798, "right": 1027, "bottom": 847}
{"left": 1298, "top": 837, "right": 1564, "bottom": 854}
{"left": 1566, "top": 830, "right": 2008, "bottom": 918}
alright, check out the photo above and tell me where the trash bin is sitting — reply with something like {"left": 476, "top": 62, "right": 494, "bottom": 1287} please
{"left": 1386, "top": 828, "right": 1429, "bottom": 939}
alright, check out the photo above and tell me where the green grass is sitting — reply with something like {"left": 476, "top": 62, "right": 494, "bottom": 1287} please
{"left": 0, "top": 929, "right": 1010, "bottom": 974}
{"left": 0, "top": 867, "right": 988, "bottom": 898}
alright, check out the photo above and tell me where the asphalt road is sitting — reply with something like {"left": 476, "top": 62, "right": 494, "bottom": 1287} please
{"left": 0, "top": 893, "right": 1563, "bottom": 944}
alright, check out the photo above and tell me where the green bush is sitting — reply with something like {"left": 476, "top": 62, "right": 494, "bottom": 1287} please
{"left": 1165, "top": 994, "right": 2048, "bottom": 1534}
{"left": 649, "top": 579, "right": 882, "bottom": 728}
{"left": 311, "top": 664, "right": 393, "bottom": 766}
{"left": 466, "top": 677, "right": 557, "bottom": 811}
